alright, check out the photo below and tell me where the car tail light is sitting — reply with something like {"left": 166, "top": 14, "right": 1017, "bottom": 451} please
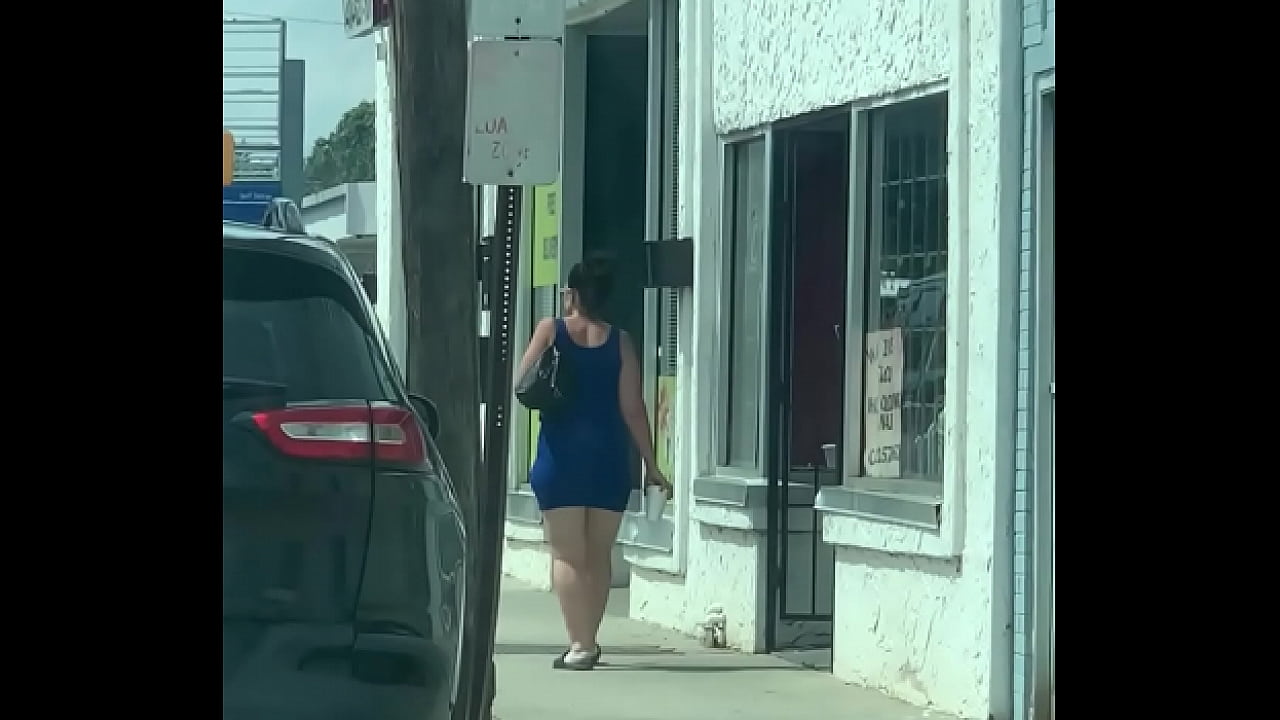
{"left": 251, "top": 404, "right": 428, "bottom": 466}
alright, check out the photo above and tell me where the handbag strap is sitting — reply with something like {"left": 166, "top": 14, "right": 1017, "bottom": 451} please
{"left": 553, "top": 318, "right": 567, "bottom": 349}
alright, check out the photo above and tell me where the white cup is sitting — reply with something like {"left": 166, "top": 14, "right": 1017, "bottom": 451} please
{"left": 645, "top": 484, "right": 668, "bottom": 522}
{"left": 821, "top": 443, "right": 837, "bottom": 469}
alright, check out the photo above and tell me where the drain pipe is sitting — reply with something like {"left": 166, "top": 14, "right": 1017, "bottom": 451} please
{"left": 991, "top": 0, "right": 1026, "bottom": 716}
{"left": 942, "top": 0, "right": 971, "bottom": 559}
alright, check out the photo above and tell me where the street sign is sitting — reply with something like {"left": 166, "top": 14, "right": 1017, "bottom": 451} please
{"left": 470, "top": 0, "right": 564, "bottom": 39}
{"left": 223, "top": 130, "right": 235, "bottom": 187}
{"left": 463, "top": 39, "right": 563, "bottom": 186}
{"left": 344, "top": 0, "right": 391, "bottom": 39}
{"left": 223, "top": 181, "right": 282, "bottom": 224}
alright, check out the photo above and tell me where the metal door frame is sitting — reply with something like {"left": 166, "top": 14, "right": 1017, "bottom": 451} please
{"left": 763, "top": 116, "right": 848, "bottom": 652}
{"left": 1030, "top": 82, "right": 1055, "bottom": 720}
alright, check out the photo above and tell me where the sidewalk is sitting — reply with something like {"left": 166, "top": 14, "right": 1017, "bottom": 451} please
{"left": 493, "top": 577, "right": 957, "bottom": 720}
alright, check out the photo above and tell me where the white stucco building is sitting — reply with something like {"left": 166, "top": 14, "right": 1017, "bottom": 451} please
{"left": 300, "top": 181, "right": 379, "bottom": 300}
{"left": 372, "top": 1, "right": 1055, "bottom": 718}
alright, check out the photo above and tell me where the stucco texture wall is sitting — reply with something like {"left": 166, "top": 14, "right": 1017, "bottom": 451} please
{"left": 827, "top": 0, "right": 1011, "bottom": 715}
{"left": 503, "top": 535, "right": 553, "bottom": 591}
{"left": 630, "top": 522, "right": 766, "bottom": 652}
{"left": 712, "top": 0, "right": 949, "bottom": 134}
{"left": 701, "top": 0, "right": 1012, "bottom": 716}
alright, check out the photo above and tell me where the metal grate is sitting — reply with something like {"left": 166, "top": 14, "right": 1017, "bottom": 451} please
{"left": 867, "top": 94, "right": 948, "bottom": 480}
{"left": 656, "top": 0, "right": 681, "bottom": 379}
{"left": 659, "top": 289, "right": 678, "bottom": 375}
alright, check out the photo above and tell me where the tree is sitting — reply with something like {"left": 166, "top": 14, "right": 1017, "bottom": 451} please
{"left": 389, "top": 2, "right": 491, "bottom": 718}
{"left": 303, "top": 100, "right": 375, "bottom": 193}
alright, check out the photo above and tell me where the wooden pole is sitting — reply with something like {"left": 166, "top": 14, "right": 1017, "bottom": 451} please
{"left": 389, "top": 1, "right": 488, "bottom": 717}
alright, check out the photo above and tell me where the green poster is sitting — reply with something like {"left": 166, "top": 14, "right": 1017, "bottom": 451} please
{"left": 531, "top": 182, "right": 560, "bottom": 288}
{"left": 528, "top": 409, "right": 540, "bottom": 476}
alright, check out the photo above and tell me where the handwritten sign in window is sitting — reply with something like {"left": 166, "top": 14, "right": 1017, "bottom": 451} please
{"left": 863, "top": 328, "right": 903, "bottom": 478}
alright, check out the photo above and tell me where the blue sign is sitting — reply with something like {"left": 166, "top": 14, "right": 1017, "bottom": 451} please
{"left": 223, "top": 181, "right": 282, "bottom": 224}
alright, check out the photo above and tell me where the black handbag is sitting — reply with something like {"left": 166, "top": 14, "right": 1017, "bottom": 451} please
{"left": 515, "top": 342, "right": 574, "bottom": 413}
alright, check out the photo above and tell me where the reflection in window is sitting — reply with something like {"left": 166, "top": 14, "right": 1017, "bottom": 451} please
{"left": 721, "top": 138, "right": 767, "bottom": 469}
{"left": 866, "top": 94, "right": 948, "bottom": 481}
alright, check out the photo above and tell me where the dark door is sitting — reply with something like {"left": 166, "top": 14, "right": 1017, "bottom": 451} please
{"left": 765, "top": 122, "right": 849, "bottom": 652}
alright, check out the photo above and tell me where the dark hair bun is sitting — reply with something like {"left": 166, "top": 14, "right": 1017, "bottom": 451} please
{"left": 568, "top": 252, "right": 615, "bottom": 318}
{"left": 582, "top": 253, "right": 613, "bottom": 279}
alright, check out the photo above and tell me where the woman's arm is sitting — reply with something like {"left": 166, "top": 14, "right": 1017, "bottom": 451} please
{"left": 516, "top": 318, "right": 557, "bottom": 380}
{"left": 618, "top": 330, "right": 661, "bottom": 479}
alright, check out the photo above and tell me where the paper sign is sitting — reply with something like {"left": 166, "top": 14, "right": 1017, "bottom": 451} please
{"left": 863, "top": 328, "right": 903, "bottom": 478}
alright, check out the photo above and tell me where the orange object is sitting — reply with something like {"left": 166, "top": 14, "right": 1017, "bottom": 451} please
{"left": 223, "top": 130, "right": 235, "bottom": 186}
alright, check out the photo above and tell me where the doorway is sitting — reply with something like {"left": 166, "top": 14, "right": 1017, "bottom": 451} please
{"left": 579, "top": 13, "right": 650, "bottom": 495}
{"left": 764, "top": 111, "right": 850, "bottom": 652}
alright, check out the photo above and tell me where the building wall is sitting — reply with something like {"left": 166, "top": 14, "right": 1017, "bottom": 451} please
{"left": 711, "top": 0, "right": 949, "bottom": 134}
{"left": 623, "top": 0, "right": 777, "bottom": 654}
{"left": 301, "top": 183, "right": 377, "bottom": 239}
{"left": 1012, "top": 0, "right": 1054, "bottom": 717}
{"left": 485, "top": 3, "right": 1024, "bottom": 715}
{"left": 373, "top": 29, "right": 408, "bottom": 373}
{"left": 622, "top": 1, "right": 1021, "bottom": 717}
{"left": 825, "top": 1, "right": 1017, "bottom": 714}
{"left": 302, "top": 199, "right": 350, "bottom": 240}
{"left": 631, "top": 521, "right": 767, "bottom": 649}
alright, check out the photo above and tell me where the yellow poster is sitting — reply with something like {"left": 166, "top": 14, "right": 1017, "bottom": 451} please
{"left": 531, "top": 181, "right": 560, "bottom": 288}
{"left": 528, "top": 409, "right": 541, "bottom": 476}
{"left": 655, "top": 377, "right": 677, "bottom": 482}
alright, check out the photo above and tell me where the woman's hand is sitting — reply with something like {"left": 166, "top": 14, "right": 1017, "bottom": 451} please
{"left": 645, "top": 465, "right": 672, "bottom": 497}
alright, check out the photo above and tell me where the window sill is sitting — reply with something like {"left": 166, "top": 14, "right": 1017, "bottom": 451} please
{"left": 691, "top": 475, "right": 769, "bottom": 531}
{"left": 505, "top": 488, "right": 542, "bottom": 526}
{"left": 618, "top": 510, "right": 677, "bottom": 574}
{"left": 503, "top": 519, "right": 545, "bottom": 543}
{"left": 504, "top": 488, "right": 680, "bottom": 566}
{"left": 815, "top": 483, "right": 958, "bottom": 560}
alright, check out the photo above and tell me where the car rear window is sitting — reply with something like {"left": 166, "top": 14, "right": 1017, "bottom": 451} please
{"left": 223, "top": 247, "right": 393, "bottom": 402}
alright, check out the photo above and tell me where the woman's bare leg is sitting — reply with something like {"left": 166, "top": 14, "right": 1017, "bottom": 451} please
{"left": 542, "top": 507, "right": 594, "bottom": 651}
{"left": 584, "top": 508, "right": 624, "bottom": 646}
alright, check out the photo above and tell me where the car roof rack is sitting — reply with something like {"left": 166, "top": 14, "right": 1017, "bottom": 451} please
{"left": 261, "top": 198, "right": 307, "bottom": 235}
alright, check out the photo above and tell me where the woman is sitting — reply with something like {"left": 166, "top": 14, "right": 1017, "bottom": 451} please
{"left": 517, "top": 255, "right": 671, "bottom": 671}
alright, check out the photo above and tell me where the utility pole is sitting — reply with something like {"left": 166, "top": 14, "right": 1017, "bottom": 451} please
{"left": 389, "top": 1, "right": 489, "bottom": 718}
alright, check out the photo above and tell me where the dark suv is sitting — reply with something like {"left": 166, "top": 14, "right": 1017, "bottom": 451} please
{"left": 223, "top": 221, "right": 467, "bottom": 719}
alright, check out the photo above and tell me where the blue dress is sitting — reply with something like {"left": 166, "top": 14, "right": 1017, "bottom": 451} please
{"left": 529, "top": 319, "right": 633, "bottom": 513}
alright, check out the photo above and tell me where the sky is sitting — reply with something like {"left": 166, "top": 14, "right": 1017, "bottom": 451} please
{"left": 224, "top": 1, "right": 376, "bottom": 151}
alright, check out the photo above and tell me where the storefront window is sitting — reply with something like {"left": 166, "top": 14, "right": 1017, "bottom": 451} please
{"left": 719, "top": 137, "right": 767, "bottom": 470}
{"left": 861, "top": 94, "right": 948, "bottom": 482}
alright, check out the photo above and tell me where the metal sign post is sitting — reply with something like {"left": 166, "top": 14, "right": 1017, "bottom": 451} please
{"left": 463, "top": 0, "right": 564, "bottom": 186}
{"left": 463, "top": 2, "right": 563, "bottom": 716}
{"left": 467, "top": 185, "right": 522, "bottom": 720}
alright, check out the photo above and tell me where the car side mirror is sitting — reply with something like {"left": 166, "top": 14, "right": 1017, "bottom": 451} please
{"left": 408, "top": 394, "right": 440, "bottom": 440}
